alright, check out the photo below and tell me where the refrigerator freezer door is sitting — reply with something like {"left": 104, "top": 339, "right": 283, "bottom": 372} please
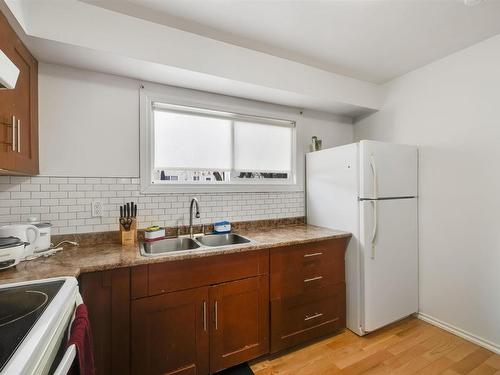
{"left": 306, "top": 144, "right": 358, "bottom": 231}
{"left": 359, "top": 198, "right": 418, "bottom": 333}
{"left": 359, "top": 140, "right": 417, "bottom": 199}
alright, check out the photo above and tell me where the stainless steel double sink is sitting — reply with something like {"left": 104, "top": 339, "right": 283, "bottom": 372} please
{"left": 141, "top": 233, "right": 251, "bottom": 256}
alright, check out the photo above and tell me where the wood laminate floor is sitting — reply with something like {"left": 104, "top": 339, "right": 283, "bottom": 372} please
{"left": 251, "top": 317, "right": 500, "bottom": 374}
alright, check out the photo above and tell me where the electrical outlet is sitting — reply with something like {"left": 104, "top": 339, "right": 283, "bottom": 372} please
{"left": 92, "top": 200, "right": 103, "bottom": 217}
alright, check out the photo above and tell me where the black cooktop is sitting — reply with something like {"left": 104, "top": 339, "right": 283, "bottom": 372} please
{"left": 0, "top": 280, "right": 64, "bottom": 371}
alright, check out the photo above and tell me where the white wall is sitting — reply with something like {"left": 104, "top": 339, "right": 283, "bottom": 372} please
{"left": 39, "top": 63, "right": 139, "bottom": 176}
{"left": 0, "top": 63, "right": 355, "bottom": 234}
{"left": 39, "top": 63, "right": 354, "bottom": 179}
{"left": 355, "top": 34, "right": 500, "bottom": 351}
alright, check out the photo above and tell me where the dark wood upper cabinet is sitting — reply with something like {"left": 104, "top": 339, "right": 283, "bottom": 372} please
{"left": 131, "top": 287, "right": 210, "bottom": 375}
{"left": 209, "top": 276, "right": 269, "bottom": 373}
{"left": 0, "top": 10, "right": 38, "bottom": 175}
{"left": 79, "top": 268, "right": 131, "bottom": 375}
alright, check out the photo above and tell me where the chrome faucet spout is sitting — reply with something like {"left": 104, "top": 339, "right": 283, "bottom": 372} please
{"left": 189, "top": 198, "right": 200, "bottom": 238}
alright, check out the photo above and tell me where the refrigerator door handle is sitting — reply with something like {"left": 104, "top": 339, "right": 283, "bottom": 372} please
{"left": 369, "top": 154, "right": 378, "bottom": 199}
{"left": 371, "top": 200, "right": 378, "bottom": 259}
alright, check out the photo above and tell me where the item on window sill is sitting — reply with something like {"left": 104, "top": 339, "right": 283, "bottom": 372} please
{"left": 119, "top": 201, "right": 137, "bottom": 245}
{"left": 213, "top": 221, "right": 231, "bottom": 234}
{"left": 144, "top": 226, "right": 165, "bottom": 241}
{"left": 310, "top": 136, "right": 322, "bottom": 152}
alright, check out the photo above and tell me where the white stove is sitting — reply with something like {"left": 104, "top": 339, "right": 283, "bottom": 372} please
{"left": 0, "top": 277, "right": 79, "bottom": 375}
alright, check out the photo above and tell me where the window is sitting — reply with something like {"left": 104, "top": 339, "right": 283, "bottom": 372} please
{"left": 142, "top": 99, "right": 296, "bottom": 192}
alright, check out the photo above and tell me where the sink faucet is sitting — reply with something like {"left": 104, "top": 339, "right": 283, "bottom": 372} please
{"left": 189, "top": 198, "right": 200, "bottom": 238}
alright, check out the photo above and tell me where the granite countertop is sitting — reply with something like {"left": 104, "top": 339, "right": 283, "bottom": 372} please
{"left": 0, "top": 224, "right": 351, "bottom": 285}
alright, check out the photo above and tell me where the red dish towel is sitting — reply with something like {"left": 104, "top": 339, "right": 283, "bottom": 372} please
{"left": 68, "top": 304, "right": 95, "bottom": 375}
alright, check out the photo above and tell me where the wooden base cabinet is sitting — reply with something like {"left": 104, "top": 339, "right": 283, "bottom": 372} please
{"left": 270, "top": 239, "right": 348, "bottom": 353}
{"left": 130, "top": 277, "right": 269, "bottom": 375}
{"left": 210, "top": 276, "right": 269, "bottom": 373}
{"left": 130, "top": 250, "right": 270, "bottom": 375}
{"left": 131, "top": 287, "right": 210, "bottom": 375}
{"left": 79, "top": 268, "right": 131, "bottom": 375}
{"left": 81, "top": 240, "right": 348, "bottom": 374}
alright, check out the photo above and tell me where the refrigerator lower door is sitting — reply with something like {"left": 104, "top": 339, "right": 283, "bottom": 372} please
{"left": 360, "top": 198, "right": 418, "bottom": 333}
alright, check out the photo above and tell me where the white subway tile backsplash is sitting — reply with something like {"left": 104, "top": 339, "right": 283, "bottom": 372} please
{"left": 11, "top": 177, "right": 30, "bottom": 184}
{"left": 59, "top": 184, "right": 77, "bottom": 191}
{"left": 41, "top": 184, "right": 59, "bottom": 192}
{"left": 0, "top": 176, "right": 305, "bottom": 234}
{"left": 11, "top": 192, "right": 30, "bottom": 199}
{"left": 21, "top": 184, "right": 40, "bottom": 192}
{"left": 50, "top": 177, "right": 68, "bottom": 184}
{"left": 30, "top": 177, "right": 50, "bottom": 184}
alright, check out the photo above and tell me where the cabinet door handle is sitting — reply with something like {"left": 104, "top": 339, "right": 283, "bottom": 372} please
{"left": 203, "top": 301, "right": 207, "bottom": 332}
{"left": 305, "top": 312, "right": 323, "bottom": 321}
{"left": 214, "top": 301, "right": 218, "bottom": 330}
{"left": 11, "top": 116, "right": 16, "bottom": 152}
{"left": 17, "top": 119, "right": 20, "bottom": 153}
{"left": 304, "top": 276, "right": 323, "bottom": 283}
{"left": 304, "top": 252, "right": 323, "bottom": 258}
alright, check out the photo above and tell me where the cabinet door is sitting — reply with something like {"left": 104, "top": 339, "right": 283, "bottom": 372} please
{"left": 131, "top": 287, "right": 209, "bottom": 375}
{"left": 11, "top": 39, "right": 38, "bottom": 174}
{"left": 0, "top": 11, "right": 38, "bottom": 174}
{"left": 209, "top": 276, "right": 269, "bottom": 373}
{"left": 0, "top": 11, "right": 16, "bottom": 168}
{"left": 79, "top": 268, "right": 131, "bottom": 375}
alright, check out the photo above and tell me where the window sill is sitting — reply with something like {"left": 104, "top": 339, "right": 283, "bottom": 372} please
{"left": 140, "top": 183, "right": 303, "bottom": 194}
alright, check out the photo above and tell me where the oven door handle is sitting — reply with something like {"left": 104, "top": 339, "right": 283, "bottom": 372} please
{"left": 52, "top": 344, "right": 76, "bottom": 375}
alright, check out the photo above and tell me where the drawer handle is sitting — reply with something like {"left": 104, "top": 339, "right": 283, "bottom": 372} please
{"left": 304, "top": 252, "right": 323, "bottom": 258}
{"left": 305, "top": 313, "right": 323, "bottom": 321}
{"left": 304, "top": 276, "right": 323, "bottom": 283}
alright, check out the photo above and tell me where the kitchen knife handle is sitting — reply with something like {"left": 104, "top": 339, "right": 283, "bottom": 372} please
{"left": 120, "top": 206, "right": 123, "bottom": 218}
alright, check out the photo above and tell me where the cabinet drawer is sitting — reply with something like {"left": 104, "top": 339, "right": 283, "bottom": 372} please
{"left": 271, "top": 260, "right": 344, "bottom": 299}
{"left": 270, "top": 283, "right": 345, "bottom": 353}
{"left": 270, "top": 238, "right": 346, "bottom": 299}
{"left": 131, "top": 249, "right": 269, "bottom": 298}
{"left": 270, "top": 238, "right": 347, "bottom": 274}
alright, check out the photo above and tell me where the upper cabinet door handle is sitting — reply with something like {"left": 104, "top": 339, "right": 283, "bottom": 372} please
{"left": 11, "top": 116, "right": 16, "bottom": 152}
{"left": 17, "top": 119, "right": 20, "bottom": 153}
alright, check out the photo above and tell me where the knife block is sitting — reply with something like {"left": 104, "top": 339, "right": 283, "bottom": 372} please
{"left": 120, "top": 218, "right": 137, "bottom": 246}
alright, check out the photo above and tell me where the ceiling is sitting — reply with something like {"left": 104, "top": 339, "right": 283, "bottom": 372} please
{"left": 82, "top": 0, "right": 500, "bottom": 84}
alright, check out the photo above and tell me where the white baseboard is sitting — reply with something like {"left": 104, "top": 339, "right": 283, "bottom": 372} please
{"left": 416, "top": 312, "right": 500, "bottom": 355}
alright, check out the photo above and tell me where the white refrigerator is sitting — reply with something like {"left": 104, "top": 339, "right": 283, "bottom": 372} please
{"left": 306, "top": 140, "right": 418, "bottom": 336}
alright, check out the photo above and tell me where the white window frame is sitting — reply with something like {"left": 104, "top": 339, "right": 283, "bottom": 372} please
{"left": 140, "top": 86, "right": 299, "bottom": 193}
